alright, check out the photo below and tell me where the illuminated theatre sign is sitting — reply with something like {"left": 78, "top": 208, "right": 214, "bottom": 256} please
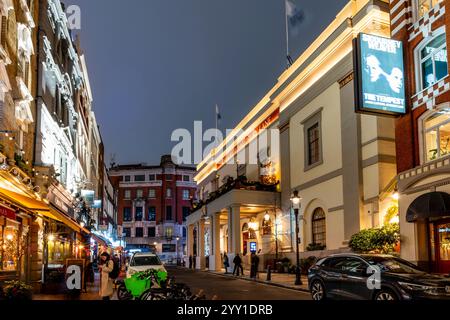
{"left": 354, "top": 33, "right": 406, "bottom": 116}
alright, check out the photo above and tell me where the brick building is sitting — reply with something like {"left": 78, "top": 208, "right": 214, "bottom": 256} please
{"left": 109, "top": 155, "right": 196, "bottom": 263}
{"left": 390, "top": 0, "right": 450, "bottom": 273}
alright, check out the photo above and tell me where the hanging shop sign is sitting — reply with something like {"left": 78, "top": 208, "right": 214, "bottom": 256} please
{"left": 0, "top": 205, "right": 16, "bottom": 220}
{"left": 354, "top": 33, "right": 406, "bottom": 116}
{"left": 81, "top": 190, "right": 95, "bottom": 205}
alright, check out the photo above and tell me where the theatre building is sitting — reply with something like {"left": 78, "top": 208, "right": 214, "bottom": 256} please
{"left": 391, "top": 0, "right": 450, "bottom": 273}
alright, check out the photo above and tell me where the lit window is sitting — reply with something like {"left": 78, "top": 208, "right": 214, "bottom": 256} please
{"left": 124, "top": 190, "right": 131, "bottom": 199}
{"left": 136, "top": 189, "right": 143, "bottom": 198}
{"left": 182, "top": 190, "right": 190, "bottom": 200}
{"left": 148, "top": 189, "right": 156, "bottom": 198}
{"left": 417, "top": 0, "right": 441, "bottom": 19}
{"left": 418, "top": 32, "right": 448, "bottom": 90}
{"left": 424, "top": 108, "right": 450, "bottom": 161}
{"left": 166, "top": 188, "right": 172, "bottom": 198}
{"left": 312, "top": 208, "right": 326, "bottom": 246}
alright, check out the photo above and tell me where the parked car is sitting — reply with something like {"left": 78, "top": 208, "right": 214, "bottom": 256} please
{"left": 126, "top": 253, "right": 167, "bottom": 278}
{"left": 308, "top": 253, "right": 450, "bottom": 301}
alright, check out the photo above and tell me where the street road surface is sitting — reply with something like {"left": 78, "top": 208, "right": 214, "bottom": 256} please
{"left": 166, "top": 267, "right": 312, "bottom": 300}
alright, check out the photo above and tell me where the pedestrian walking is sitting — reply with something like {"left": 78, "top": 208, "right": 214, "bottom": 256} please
{"left": 250, "top": 252, "right": 260, "bottom": 280}
{"left": 189, "top": 255, "right": 193, "bottom": 269}
{"left": 223, "top": 252, "right": 230, "bottom": 274}
{"left": 99, "top": 252, "right": 114, "bottom": 300}
{"left": 233, "top": 253, "right": 244, "bottom": 276}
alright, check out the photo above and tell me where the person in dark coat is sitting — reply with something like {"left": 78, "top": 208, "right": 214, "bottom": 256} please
{"left": 189, "top": 255, "right": 193, "bottom": 269}
{"left": 223, "top": 252, "right": 230, "bottom": 274}
{"left": 233, "top": 254, "right": 244, "bottom": 276}
{"left": 250, "top": 252, "right": 260, "bottom": 279}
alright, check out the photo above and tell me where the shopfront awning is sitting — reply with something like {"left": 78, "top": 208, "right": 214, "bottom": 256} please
{"left": 0, "top": 187, "right": 48, "bottom": 212}
{"left": 0, "top": 187, "right": 89, "bottom": 234}
{"left": 91, "top": 233, "right": 112, "bottom": 247}
{"left": 406, "top": 192, "right": 450, "bottom": 222}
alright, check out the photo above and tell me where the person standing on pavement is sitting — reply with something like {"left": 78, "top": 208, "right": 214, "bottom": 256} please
{"left": 189, "top": 255, "right": 193, "bottom": 269}
{"left": 233, "top": 253, "right": 244, "bottom": 276}
{"left": 223, "top": 252, "right": 230, "bottom": 274}
{"left": 99, "top": 252, "right": 114, "bottom": 300}
{"left": 250, "top": 252, "right": 260, "bottom": 279}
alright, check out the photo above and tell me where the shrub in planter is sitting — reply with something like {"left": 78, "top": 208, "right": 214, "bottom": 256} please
{"left": 2, "top": 281, "right": 33, "bottom": 301}
{"left": 349, "top": 223, "right": 400, "bottom": 254}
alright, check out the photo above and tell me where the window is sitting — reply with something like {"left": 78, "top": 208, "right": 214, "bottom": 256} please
{"left": 136, "top": 189, "right": 143, "bottom": 198}
{"left": 148, "top": 207, "right": 156, "bottom": 221}
{"left": 166, "top": 188, "right": 172, "bottom": 198}
{"left": 148, "top": 227, "right": 156, "bottom": 238}
{"left": 135, "top": 207, "right": 143, "bottom": 221}
{"left": 123, "top": 227, "right": 131, "bottom": 237}
{"left": 135, "top": 227, "right": 143, "bottom": 238}
{"left": 165, "top": 174, "right": 172, "bottom": 181}
{"left": 149, "top": 174, "right": 156, "bottom": 181}
{"left": 418, "top": 31, "right": 448, "bottom": 90}
{"left": 135, "top": 175, "right": 145, "bottom": 182}
{"left": 312, "top": 208, "right": 326, "bottom": 246}
{"left": 124, "top": 176, "right": 131, "bottom": 182}
{"left": 182, "top": 227, "right": 187, "bottom": 238}
{"left": 308, "top": 124, "right": 320, "bottom": 166}
{"left": 182, "top": 190, "right": 190, "bottom": 200}
{"left": 182, "top": 207, "right": 190, "bottom": 221}
{"left": 124, "top": 190, "right": 131, "bottom": 200}
{"left": 416, "top": 0, "right": 441, "bottom": 19}
{"left": 424, "top": 108, "right": 450, "bottom": 161}
{"left": 302, "top": 109, "right": 323, "bottom": 170}
{"left": 123, "top": 207, "right": 132, "bottom": 222}
{"left": 183, "top": 175, "right": 190, "bottom": 182}
{"left": 165, "top": 226, "right": 173, "bottom": 238}
{"left": 148, "top": 189, "right": 156, "bottom": 198}
{"left": 166, "top": 206, "right": 173, "bottom": 221}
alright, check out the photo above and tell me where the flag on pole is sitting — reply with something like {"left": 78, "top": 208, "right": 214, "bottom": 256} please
{"left": 216, "top": 104, "right": 222, "bottom": 121}
{"left": 285, "top": 0, "right": 305, "bottom": 28}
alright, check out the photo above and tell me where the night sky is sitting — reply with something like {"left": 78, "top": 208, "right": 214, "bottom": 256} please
{"left": 67, "top": 0, "right": 348, "bottom": 166}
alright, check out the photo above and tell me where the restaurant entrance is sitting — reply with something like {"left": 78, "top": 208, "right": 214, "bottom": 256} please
{"left": 431, "top": 219, "right": 450, "bottom": 274}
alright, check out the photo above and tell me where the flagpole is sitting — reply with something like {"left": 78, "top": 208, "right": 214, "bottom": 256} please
{"left": 285, "top": 0, "right": 290, "bottom": 66}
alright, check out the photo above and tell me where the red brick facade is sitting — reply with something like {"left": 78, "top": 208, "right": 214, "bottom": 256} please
{"left": 390, "top": 0, "right": 450, "bottom": 172}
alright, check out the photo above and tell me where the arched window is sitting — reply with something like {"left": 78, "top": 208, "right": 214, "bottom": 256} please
{"left": 312, "top": 208, "right": 326, "bottom": 246}
{"left": 424, "top": 107, "right": 450, "bottom": 161}
{"left": 417, "top": 30, "right": 448, "bottom": 91}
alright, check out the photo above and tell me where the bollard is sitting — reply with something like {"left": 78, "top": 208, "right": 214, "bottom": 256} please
{"left": 266, "top": 266, "right": 272, "bottom": 281}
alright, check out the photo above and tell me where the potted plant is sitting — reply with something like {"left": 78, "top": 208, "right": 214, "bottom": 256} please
{"left": 306, "top": 243, "right": 326, "bottom": 251}
{"left": 349, "top": 223, "right": 400, "bottom": 254}
{"left": 2, "top": 281, "right": 33, "bottom": 301}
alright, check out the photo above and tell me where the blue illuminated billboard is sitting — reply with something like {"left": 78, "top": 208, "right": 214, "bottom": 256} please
{"left": 354, "top": 33, "right": 406, "bottom": 116}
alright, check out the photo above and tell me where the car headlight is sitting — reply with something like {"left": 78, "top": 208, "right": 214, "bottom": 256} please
{"left": 398, "top": 282, "right": 437, "bottom": 294}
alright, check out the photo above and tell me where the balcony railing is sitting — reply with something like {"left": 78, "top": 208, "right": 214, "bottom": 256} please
{"left": 191, "top": 175, "right": 279, "bottom": 213}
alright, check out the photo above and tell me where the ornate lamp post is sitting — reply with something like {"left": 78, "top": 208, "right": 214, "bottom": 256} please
{"left": 290, "top": 190, "right": 303, "bottom": 286}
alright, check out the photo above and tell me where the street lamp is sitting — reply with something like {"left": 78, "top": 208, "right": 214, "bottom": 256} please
{"left": 176, "top": 237, "right": 180, "bottom": 265}
{"left": 290, "top": 190, "right": 303, "bottom": 286}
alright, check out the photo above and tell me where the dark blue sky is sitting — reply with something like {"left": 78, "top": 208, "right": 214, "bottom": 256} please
{"left": 68, "top": 0, "right": 348, "bottom": 165}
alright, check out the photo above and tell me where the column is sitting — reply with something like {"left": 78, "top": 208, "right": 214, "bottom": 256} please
{"left": 230, "top": 205, "right": 241, "bottom": 255}
{"left": 187, "top": 224, "right": 194, "bottom": 266}
{"left": 197, "top": 219, "right": 206, "bottom": 270}
{"left": 209, "top": 213, "right": 222, "bottom": 271}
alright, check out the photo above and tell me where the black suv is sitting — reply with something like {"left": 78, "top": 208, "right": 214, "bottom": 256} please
{"left": 308, "top": 254, "right": 450, "bottom": 300}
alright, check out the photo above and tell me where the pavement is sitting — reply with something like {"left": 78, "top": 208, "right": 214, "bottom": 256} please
{"left": 207, "top": 268, "right": 310, "bottom": 293}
